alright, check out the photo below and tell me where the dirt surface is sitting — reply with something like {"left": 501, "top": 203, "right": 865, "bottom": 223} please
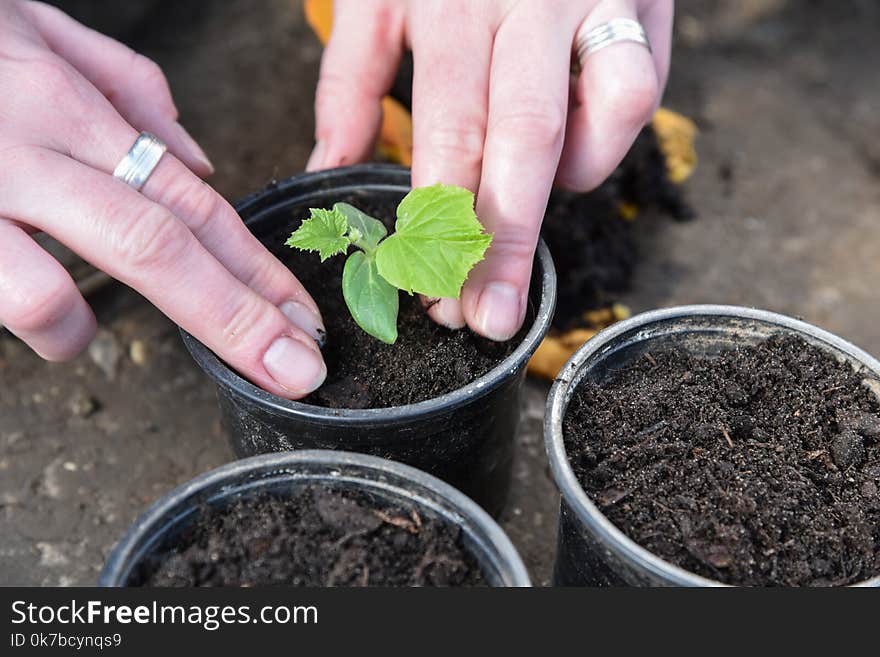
{"left": 274, "top": 196, "right": 521, "bottom": 409}
{"left": 564, "top": 335, "right": 880, "bottom": 586}
{"left": 3, "top": 0, "right": 880, "bottom": 586}
{"left": 133, "top": 486, "right": 484, "bottom": 587}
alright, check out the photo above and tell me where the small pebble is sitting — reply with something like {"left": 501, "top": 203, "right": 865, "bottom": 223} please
{"left": 692, "top": 422, "right": 719, "bottom": 444}
{"left": 730, "top": 414, "right": 754, "bottom": 440}
{"left": 130, "top": 339, "right": 149, "bottom": 366}
{"left": 88, "top": 328, "right": 122, "bottom": 381}
{"left": 706, "top": 547, "right": 732, "bottom": 569}
{"left": 723, "top": 381, "right": 748, "bottom": 407}
{"left": 4, "top": 431, "right": 24, "bottom": 447}
{"left": 852, "top": 412, "right": 880, "bottom": 440}
{"left": 68, "top": 391, "right": 98, "bottom": 418}
{"left": 830, "top": 430, "right": 866, "bottom": 469}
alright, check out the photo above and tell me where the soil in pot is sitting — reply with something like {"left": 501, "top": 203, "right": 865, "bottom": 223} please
{"left": 564, "top": 334, "right": 880, "bottom": 586}
{"left": 266, "top": 195, "right": 525, "bottom": 409}
{"left": 129, "top": 484, "right": 486, "bottom": 586}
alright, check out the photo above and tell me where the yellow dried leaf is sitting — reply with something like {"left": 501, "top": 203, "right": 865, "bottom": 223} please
{"left": 652, "top": 107, "right": 698, "bottom": 184}
{"left": 304, "top": 0, "right": 333, "bottom": 44}
{"left": 528, "top": 329, "right": 598, "bottom": 381}
{"left": 611, "top": 303, "right": 631, "bottom": 321}
{"left": 618, "top": 202, "right": 639, "bottom": 221}
{"left": 376, "top": 97, "right": 413, "bottom": 167}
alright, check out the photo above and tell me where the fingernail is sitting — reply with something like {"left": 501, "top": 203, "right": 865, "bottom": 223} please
{"left": 263, "top": 336, "right": 327, "bottom": 395}
{"left": 279, "top": 300, "right": 326, "bottom": 347}
{"left": 474, "top": 281, "right": 523, "bottom": 341}
{"left": 174, "top": 122, "right": 214, "bottom": 174}
{"left": 426, "top": 297, "right": 466, "bottom": 330}
{"left": 305, "top": 140, "right": 326, "bottom": 172}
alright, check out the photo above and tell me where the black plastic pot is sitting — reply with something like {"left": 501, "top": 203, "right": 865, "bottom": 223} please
{"left": 545, "top": 305, "right": 880, "bottom": 587}
{"left": 99, "top": 450, "right": 531, "bottom": 587}
{"left": 183, "top": 164, "right": 556, "bottom": 517}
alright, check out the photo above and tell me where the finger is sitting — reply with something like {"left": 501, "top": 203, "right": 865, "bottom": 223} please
{"left": 0, "top": 147, "right": 326, "bottom": 399}
{"left": 462, "top": 3, "right": 576, "bottom": 341}
{"left": 0, "top": 220, "right": 95, "bottom": 360}
{"left": 307, "top": 0, "right": 405, "bottom": 170}
{"left": 29, "top": 56, "right": 326, "bottom": 343}
{"left": 409, "top": 0, "right": 493, "bottom": 329}
{"left": 640, "top": 0, "right": 673, "bottom": 93}
{"left": 556, "top": 0, "right": 661, "bottom": 191}
{"left": 23, "top": 0, "right": 213, "bottom": 176}
{"left": 142, "top": 157, "right": 327, "bottom": 344}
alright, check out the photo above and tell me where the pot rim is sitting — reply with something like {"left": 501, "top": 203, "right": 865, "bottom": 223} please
{"left": 545, "top": 304, "right": 880, "bottom": 587}
{"left": 99, "top": 449, "right": 531, "bottom": 587}
{"left": 182, "top": 164, "right": 556, "bottom": 425}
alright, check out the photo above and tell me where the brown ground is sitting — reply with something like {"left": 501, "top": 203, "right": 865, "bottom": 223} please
{"left": 2, "top": 0, "right": 879, "bottom": 585}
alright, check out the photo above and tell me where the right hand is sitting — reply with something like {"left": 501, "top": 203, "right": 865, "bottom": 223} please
{"left": 0, "top": 1, "right": 327, "bottom": 399}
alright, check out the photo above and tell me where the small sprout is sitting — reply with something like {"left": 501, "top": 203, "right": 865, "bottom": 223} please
{"left": 285, "top": 184, "right": 492, "bottom": 344}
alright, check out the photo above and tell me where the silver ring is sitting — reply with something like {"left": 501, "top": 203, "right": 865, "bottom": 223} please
{"left": 576, "top": 18, "right": 651, "bottom": 61}
{"left": 112, "top": 132, "right": 167, "bottom": 191}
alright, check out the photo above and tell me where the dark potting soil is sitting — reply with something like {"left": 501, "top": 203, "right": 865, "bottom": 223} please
{"left": 564, "top": 335, "right": 880, "bottom": 586}
{"left": 264, "top": 195, "right": 523, "bottom": 409}
{"left": 132, "top": 485, "right": 486, "bottom": 587}
{"left": 542, "top": 127, "right": 694, "bottom": 332}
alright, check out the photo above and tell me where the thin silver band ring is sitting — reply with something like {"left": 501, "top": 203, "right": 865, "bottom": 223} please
{"left": 576, "top": 18, "right": 651, "bottom": 62}
{"left": 112, "top": 132, "right": 167, "bottom": 191}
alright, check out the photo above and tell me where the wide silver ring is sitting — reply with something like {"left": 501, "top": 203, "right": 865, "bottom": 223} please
{"left": 576, "top": 18, "right": 651, "bottom": 61}
{"left": 112, "top": 132, "right": 167, "bottom": 191}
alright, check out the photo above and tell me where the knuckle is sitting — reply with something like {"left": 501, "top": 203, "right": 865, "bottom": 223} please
{"left": 4, "top": 278, "right": 75, "bottom": 333}
{"left": 28, "top": 57, "right": 83, "bottom": 108}
{"left": 17, "top": 57, "right": 92, "bottom": 149}
{"left": 556, "top": 168, "right": 599, "bottom": 194}
{"left": 603, "top": 72, "right": 659, "bottom": 125}
{"left": 0, "top": 143, "right": 37, "bottom": 171}
{"left": 314, "top": 71, "right": 350, "bottom": 110}
{"left": 134, "top": 54, "right": 171, "bottom": 96}
{"left": 316, "top": 66, "right": 384, "bottom": 110}
{"left": 490, "top": 98, "right": 566, "bottom": 150}
{"left": 486, "top": 226, "right": 539, "bottom": 266}
{"left": 239, "top": 252, "right": 283, "bottom": 297}
{"left": 217, "top": 294, "right": 271, "bottom": 354}
{"left": 114, "top": 206, "right": 191, "bottom": 273}
{"left": 423, "top": 121, "right": 485, "bottom": 170}
{"left": 156, "top": 177, "right": 222, "bottom": 238}
{"left": 133, "top": 54, "right": 165, "bottom": 86}
{"left": 129, "top": 52, "right": 177, "bottom": 117}
{"left": 28, "top": 56, "right": 73, "bottom": 93}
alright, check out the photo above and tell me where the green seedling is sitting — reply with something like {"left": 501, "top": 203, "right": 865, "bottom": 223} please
{"left": 285, "top": 184, "right": 492, "bottom": 344}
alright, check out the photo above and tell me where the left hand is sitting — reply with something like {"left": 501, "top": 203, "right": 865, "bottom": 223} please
{"left": 308, "top": 0, "right": 672, "bottom": 340}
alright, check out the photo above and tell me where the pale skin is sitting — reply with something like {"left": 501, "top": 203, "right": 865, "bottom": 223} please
{"left": 0, "top": 0, "right": 672, "bottom": 399}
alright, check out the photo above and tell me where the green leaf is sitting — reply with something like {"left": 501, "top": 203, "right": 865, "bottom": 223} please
{"left": 285, "top": 207, "right": 350, "bottom": 262}
{"left": 375, "top": 184, "right": 492, "bottom": 298}
{"left": 334, "top": 202, "right": 387, "bottom": 250}
{"left": 342, "top": 251, "right": 399, "bottom": 344}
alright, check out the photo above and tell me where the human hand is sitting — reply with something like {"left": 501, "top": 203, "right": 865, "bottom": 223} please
{"left": 309, "top": 0, "right": 672, "bottom": 339}
{"left": 0, "top": 1, "right": 326, "bottom": 399}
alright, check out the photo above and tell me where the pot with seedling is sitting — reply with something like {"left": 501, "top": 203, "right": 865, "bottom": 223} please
{"left": 100, "top": 450, "right": 530, "bottom": 587}
{"left": 184, "top": 165, "right": 556, "bottom": 516}
{"left": 546, "top": 305, "right": 880, "bottom": 587}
